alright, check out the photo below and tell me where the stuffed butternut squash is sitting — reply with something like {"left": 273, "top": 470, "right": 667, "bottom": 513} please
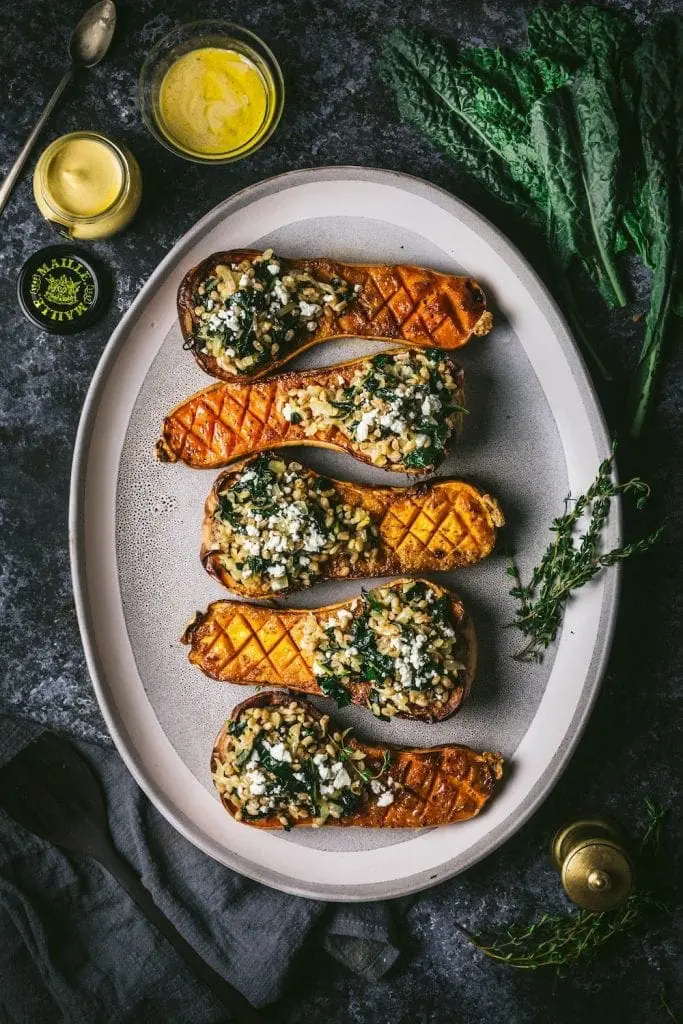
{"left": 179, "top": 247, "right": 493, "bottom": 381}
{"left": 202, "top": 452, "right": 504, "bottom": 597}
{"left": 157, "top": 349, "right": 465, "bottom": 472}
{"left": 183, "top": 578, "right": 476, "bottom": 722}
{"left": 212, "top": 690, "right": 503, "bottom": 829}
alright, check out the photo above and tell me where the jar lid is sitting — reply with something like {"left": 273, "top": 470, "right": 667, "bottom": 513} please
{"left": 17, "top": 245, "right": 107, "bottom": 334}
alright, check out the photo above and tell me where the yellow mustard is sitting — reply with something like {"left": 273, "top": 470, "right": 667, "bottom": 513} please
{"left": 158, "top": 47, "right": 270, "bottom": 158}
{"left": 33, "top": 132, "right": 142, "bottom": 239}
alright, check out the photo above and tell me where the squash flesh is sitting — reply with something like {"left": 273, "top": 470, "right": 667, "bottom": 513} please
{"left": 211, "top": 690, "right": 503, "bottom": 828}
{"left": 156, "top": 350, "right": 465, "bottom": 471}
{"left": 201, "top": 456, "right": 504, "bottom": 597}
{"left": 182, "top": 578, "right": 477, "bottom": 722}
{"left": 179, "top": 249, "right": 492, "bottom": 382}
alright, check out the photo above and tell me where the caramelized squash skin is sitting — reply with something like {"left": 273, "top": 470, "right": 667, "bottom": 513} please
{"left": 182, "top": 578, "right": 477, "bottom": 723}
{"left": 211, "top": 690, "right": 504, "bottom": 829}
{"left": 179, "top": 249, "right": 492, "bottom": 381}
{"left": 201, "top": 454, "right": 505, "bottom": 597}
{"left": 156, "top": 350, "right": 465, "bottom": 472}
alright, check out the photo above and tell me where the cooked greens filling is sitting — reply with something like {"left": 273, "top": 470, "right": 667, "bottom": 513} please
{"left": 302, "top": 581, "right": 468, "bottom": 717}
{"left": 190, "top": 249, "right": 360, "bottom": 375}
{"left": 281, "top": 350, "right": 465, "bottom": 470}
{"left": 213, "top": 700, "right": 395, "bottom": 827}
{"left": 212, "top": 455, "right": 379, "bottom": 593}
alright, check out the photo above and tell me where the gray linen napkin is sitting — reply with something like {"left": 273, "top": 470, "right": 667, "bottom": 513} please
{"left": 0, "top": 714, "right": 399, "bottom": 1022}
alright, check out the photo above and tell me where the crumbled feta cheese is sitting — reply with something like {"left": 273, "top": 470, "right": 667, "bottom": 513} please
{"left": 267, "top": 742, "right": 292, "bottom": 763}
{"left": 303, "top": 528, "right": 326, "bottom": 552}
{"left": 421, "top": 395, "right": 442, "bottom": 418}
{"left": 273, "top": 281, "right": 289, "bottom": 305}
{"left": 282, "top": 403, "right": 293, "bottom": 422}
{"left": 313, "top": 752, "right": 332, "bottom": 780}
{"left": 332, "top": 767, "right": 352, "bottom": 789}
{"left": 376, "top": 790, "right": 394, "bottom": 807}
{"left": 379, "top": 411, "right": 407, "bottom": 435}
{"left": 355, "top": 409, "right": 377, "bottom": 442}
{"left": 299, "top": 300, "right": 321, "bottom": 318}
{"left": 267, "top": 564, "right": 287, "bottom": 578}
{"left": 245, "top": 769, "right": 267, "bottom": 795}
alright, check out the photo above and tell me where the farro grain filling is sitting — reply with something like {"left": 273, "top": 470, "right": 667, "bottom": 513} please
{"left": 189, "top": 249, "right": 360, "bottom": 376}
{"left": 212, "top": 455, "right": 380, "bottom": 594}
{"left": 212, "top": 700, "right": 396, "bottom": 827}
{"left": 280, "top": 349, "right": 466, "bottom": 471}
{"left": 302, "top": 580, "right": 468, "bottom": 717}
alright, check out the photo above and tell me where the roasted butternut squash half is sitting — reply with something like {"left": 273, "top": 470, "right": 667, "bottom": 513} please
{"left": 179, "top": 247, "right": 493, "bottom": 381}
{"left": 157, "top": 349, "right": 465, "bottom": 472}
{"left": 183, "top": 578, "right": 476, "bottom": 722}
{"left": 212, "top": 690, "right": 503, "bottom": 829}
{"left": 202, "top": 452, "right": 504, "bottom": 597}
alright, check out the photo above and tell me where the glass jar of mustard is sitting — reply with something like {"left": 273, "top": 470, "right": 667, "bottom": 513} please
{"left": 33, "top": 131, "right": 142, "bottom": 240}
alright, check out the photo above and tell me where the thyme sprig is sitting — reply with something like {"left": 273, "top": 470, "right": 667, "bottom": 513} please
{"left": 330, "top": 727, "right": 392, "bottom": 785}
{"left": 473, "top": 798, "right": 671, "bottom": 972}
{"left": 472, "top": 891, "right": 667, "bottom": 971}
{"left": 508, "top": 450, "right": 662, "bottom": 661}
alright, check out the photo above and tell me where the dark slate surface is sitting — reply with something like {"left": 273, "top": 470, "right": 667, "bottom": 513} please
{"left": 1, "top": 1, "right": 681, "bottom": 1021}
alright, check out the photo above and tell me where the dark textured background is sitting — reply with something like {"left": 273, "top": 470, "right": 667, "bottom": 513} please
{"left": 1, "top": 1, "right": 681, "bottom": 1021}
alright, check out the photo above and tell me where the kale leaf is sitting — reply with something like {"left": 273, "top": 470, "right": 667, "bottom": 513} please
{"left": 530, "top": 69, "right": 627, "bottom": 308}
{"left": 629, "top": 17, "right": 683, "bottom": 435}
{"left": 378, "top": 30, "right": 553, "bottom": 223}
{"left": 257, "top": 741, "right": 305, "bottom": 796}
{"left": 527, "top": 4, "right": 639, "bottom": 70}
{"left": 350, "top": 614, "right": 393, "bottom": 683}
{"left": 318, "top": 674, "right": 352, "bottom": 708}
{"left": 217, "top": 494, "right": 242, "bottom": 527}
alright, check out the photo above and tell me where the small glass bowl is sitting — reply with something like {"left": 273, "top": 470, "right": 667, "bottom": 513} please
{"left": 139, "top": 21, "right": 284, "bottom": 164}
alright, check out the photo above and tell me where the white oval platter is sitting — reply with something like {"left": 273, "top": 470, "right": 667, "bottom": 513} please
{"left": 70, "top": 167, "right": 618, "bottom": 900}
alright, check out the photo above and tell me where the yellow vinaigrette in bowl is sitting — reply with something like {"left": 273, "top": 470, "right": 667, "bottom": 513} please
{"left": 159, "top": 48, "right": 268, "bottom": 157}
{"left": 140, "top": 22, "right": 284, "bottom": 164}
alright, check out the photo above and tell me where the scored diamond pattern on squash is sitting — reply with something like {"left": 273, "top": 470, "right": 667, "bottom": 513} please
{"left": 334, "top": 265, "right": 470, "bottom": 345}
{"left": 431, "top": 510, "right": 467, "bottom": 549}
{"left": 195, "top": 605, "right": 316, "bottom": 686}
{"left": 378, "top": 498, "right": 472, "bottom": 564}
{"left": 386, "top": 287, "right": 413, "bottom": 324}
{"left": 267, "top": 634, "right": 299, "bottom": 672}
{"left": 173, "top": 380, "right": 286, "bottom": 464}
{"left": 254, "top": 615, "right": 287, "bottom": 653}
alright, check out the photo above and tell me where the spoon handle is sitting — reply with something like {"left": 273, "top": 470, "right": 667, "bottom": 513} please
{"left": 0, "top": 66, "right": 74, "bottom": 219}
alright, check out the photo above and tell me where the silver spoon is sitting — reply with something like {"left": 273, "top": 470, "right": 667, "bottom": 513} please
{"left": 0, "top": 0, "right": 117, "bottom": 219}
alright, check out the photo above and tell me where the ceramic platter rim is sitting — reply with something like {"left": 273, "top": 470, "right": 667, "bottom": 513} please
{"left": 69, "top": 167, "right": 619, "bottom": 901}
